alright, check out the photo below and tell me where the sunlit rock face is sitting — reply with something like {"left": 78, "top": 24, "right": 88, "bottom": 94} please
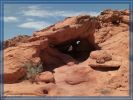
{"left": 4, "top": 9, "right": 129, "bottom": 96}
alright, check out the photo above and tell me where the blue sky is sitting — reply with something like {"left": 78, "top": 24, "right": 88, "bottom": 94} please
{"left": 4, "top": 4, "right": 129, "bottom": 40}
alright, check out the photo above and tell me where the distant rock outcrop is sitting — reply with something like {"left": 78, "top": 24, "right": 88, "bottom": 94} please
{"left": 4, "top": 35, "right": 30, "bottom": 49}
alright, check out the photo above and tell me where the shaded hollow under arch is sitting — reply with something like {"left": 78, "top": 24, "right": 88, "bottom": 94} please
{"left": 39, "top": 38, "right": 100, "bottom": 72}
{"left": 54, "top": 38, "right": 98, "bottom": 62}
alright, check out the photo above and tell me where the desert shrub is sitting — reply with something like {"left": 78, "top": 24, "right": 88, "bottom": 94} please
{"left": 23, "top": 60, "right": 43, "bottom": 81}
{"left": 95, "top": 88, "right": 111, "bottom": 95}
{"left": 100, "top": 88, "right": 111, "bottom": 95}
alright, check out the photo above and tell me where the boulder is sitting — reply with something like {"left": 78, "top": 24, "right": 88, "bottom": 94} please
{"left": 4, "top": 40, "right": 48, "bottom": 83}
{"left": 36, "top": 71, "right": 54, "bottom": 83}
{"left": 90, "top": 50, "right": 112, "bottom": 63}
{"left": 89, "top": 61, "right": 121, "bottom": 68}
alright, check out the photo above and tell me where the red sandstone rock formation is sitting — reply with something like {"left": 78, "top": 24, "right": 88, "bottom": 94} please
{"left": 4, "top": 9, "right": 129, "bottom": 96}
{"left": 4, "top": 35, "right": 30, "bottom": 49}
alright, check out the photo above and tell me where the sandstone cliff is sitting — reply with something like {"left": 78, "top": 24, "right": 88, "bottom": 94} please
{"left": 4, "top": 9, "right": 129, "bottom": 96}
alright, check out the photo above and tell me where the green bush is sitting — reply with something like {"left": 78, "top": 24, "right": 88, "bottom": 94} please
{"left": 23, "top": 60, "right": 43, "bottom": 81}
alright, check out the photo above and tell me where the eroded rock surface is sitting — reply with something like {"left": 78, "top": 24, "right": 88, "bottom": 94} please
{"left": 4, "top": 35, "right": 30, "bottom": 49}
{"left": 35, "top": 71, "right": 55, "bottom": 83}
{"left": 4, "top": 9, "right": 129, "bottom": 96}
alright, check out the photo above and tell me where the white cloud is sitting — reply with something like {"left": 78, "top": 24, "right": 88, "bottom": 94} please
{"left": 28, "top": 5, "right": 39, "bottom": 9}
{"left": 4, "top": 16, "right": 18, "bottom": 22}
{"left": 22, "top": 6, "right": 100, "bottom": 18}
{"left": 88, "top": 11, "right": 100, "bottom": 16}
{"left": 18, "top": 21, "right": 50, "bottom": 30}
{"left": 57, "top": 11, "right": 100, "bottom": 17}
{"left": 18, "top": 6, "right": 100, "bottom": 30}
{"left": 21, "top": 6, "right": 52, "bottom": 17}
{"left": 26, "top": 18, "right": 34, "bottom": 21}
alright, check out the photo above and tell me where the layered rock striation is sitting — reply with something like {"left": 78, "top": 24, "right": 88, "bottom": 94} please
{"left": 4, "top": 9, "right": 129, "bottom": 96}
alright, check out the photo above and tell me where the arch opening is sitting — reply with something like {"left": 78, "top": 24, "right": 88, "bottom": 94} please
{"left": 55, "top": 38, "right": 99, "bottom": 62}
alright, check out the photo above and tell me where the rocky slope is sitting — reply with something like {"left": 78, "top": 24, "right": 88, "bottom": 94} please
{"left": 4, "top": 9, "right": 129, "bottom": 96}
{"left": 4, "top": 35, "right": 31, "bottom": 49}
